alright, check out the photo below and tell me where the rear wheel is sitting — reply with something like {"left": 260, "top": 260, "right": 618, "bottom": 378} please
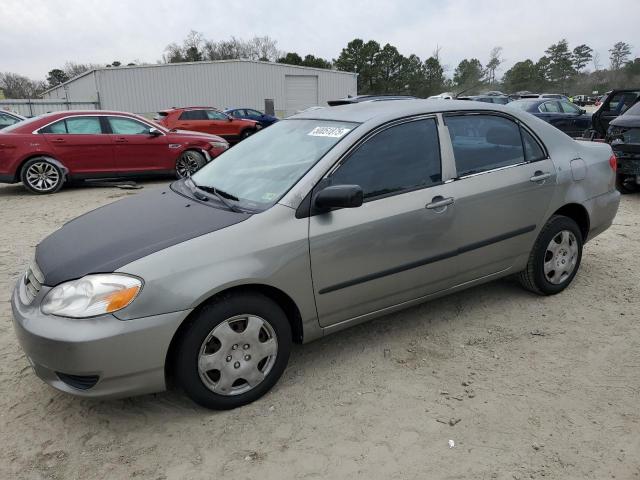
{"left": 518, "top": 215, "right": 583, "bottom": 295}
{"left": 616, "top": 174, "right": 640, "bottom": 194}
{"left": 175, "top": 150, "right": 206, "bottom": 178}
{"left": 174, "top": 292, "right": 292, "bottom": 410}
{"left": 240, "top": 129, "right": 255, "bottom": 140}
{"left": 20, "top": 158, "right": 64, "bottom": 194}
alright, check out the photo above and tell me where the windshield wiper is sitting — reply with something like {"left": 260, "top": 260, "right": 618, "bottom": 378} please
{"left": 190, "top": 181, "right": 242, "bottom": 212}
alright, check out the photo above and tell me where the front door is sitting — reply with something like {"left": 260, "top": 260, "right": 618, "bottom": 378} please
{"left": 106, "top": 116, "right": 171, "bottom": 172}
{"left": 441, "top": 113, "right": 556, "bottom": 282}
{"left": 309, "top": 117, "right": 459, "bottom": 327}
{"left": 40, "top": 115, "right": 115, "bottom": 175}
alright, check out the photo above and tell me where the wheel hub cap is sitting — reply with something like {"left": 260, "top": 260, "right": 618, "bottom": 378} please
{"left": 543, "top": 230, "right": 578, "bottom": 285}
{"left": 25, "top": 162, "right": 60, "bottom": 191}
{"left": 197, "top": 315, "right": 278, "bottom": 396}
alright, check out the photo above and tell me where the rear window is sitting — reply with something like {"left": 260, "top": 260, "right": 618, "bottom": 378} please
{"left": 445, "top": 114, "right": 526, "bottom": 177}
{"left": 622, "top": 101, "right": 640, "bottom": 116}
{"left": 507, "top": 101, "right": 536, "bottom": 111}
{"left": 179, "top": 110, "right": 207, "bottom": 120}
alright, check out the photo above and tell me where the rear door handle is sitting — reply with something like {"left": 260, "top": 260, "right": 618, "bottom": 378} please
{"left": 114, "top": 137, "right": 128, "bottom": 143}
{"left": 426, "top": 196, "right": 455, "bottom": 210}
{"left": 530, "top": 171, "right": 551, "bottom": 182}
{"left": 51, "top": 138, "right": 66, "bottom": 144}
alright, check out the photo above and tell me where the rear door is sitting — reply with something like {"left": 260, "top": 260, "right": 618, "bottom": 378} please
{"left": 539, "top": 101, "right": 574, "bottom": 134}
{"left": 106, "top": 116, "right": 171, "bottom": 172}
{"left": 442, "top": 113, "right": 556, "bottom": 282}
{"left": 40, "top": 116, "right": 115, "bottom": 175}
{"left": 173, "top": 109, "right": 209, "bottom": 133}
{"left": 309, "top": 117, "right": 460, "bottom": 327}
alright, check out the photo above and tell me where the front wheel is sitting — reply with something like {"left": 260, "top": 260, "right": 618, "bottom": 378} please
{"left": 518, "top": 215, "right": 583, "bottom": 295}
{"left": 174, "top": 293, "right": 292, "bottom": 409}
{"left": 616, "top": 174, "right": 640, "bottom": 194}
{"left": 175, "top": 150, "right": 206, "bottom": 179}
{"left": 20, "top": 158, "right": 65, "bottom": 194}
{"left": 240, "top": 129, "right": 255, "bottom": 140}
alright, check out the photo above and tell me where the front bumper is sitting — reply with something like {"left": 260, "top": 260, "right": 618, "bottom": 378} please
{"left": 11, "top": 283, "right": 190, "bottom": 399}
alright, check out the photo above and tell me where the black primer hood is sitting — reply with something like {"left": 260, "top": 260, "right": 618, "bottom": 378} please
{"left": 36, "top": 185, "right": 250, "bottom": 286}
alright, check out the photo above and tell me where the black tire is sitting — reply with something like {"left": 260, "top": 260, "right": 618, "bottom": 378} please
{"left": 518, "top": 215, "right": 583, "bottom": 295}
{"left": 174, "top": 292, "right": 292, "bottom": 410}
{"left": 616, "top": 174, "right": 640, "bottom": 194}
{"left": 20, "top": 157, "right": 65, "bottom": 194}
{"left": 240, "top": 129, "right": 255, "bottom": 140}
{"left": 175, "top": 150, "right": 206, "bottom": 179}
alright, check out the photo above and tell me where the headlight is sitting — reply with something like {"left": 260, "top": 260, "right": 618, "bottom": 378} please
{"left": 41, "top": 274, "right": 142, "bottom": 318}
{"left": 209, "top": 141, "right": 228, "bottom": 149}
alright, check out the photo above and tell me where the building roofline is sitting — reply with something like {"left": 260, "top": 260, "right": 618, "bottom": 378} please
{"left": 42, "top": 59, "right": 357, "bottom": 95}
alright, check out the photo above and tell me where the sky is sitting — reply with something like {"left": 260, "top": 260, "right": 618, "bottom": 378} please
{"left": 1, "top": 0, "right": 638, "bottom": 80}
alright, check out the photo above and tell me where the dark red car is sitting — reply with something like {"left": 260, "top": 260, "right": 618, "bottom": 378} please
{"left": 155, "top": 106, "right": 261, "bottom": 143}
{"left": 0, "top": 110, "right": 229, "bottom": 194}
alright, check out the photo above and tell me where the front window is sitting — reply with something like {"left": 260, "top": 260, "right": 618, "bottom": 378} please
{"left": 108, "top": 117, "right": 152, "bottom": 134}
{"left": 560, "top": 102, "right": 581, "bottom": 114}
{"left": 205, "top": 110, "right": 229, "bottom": 120}
{"left": 191, "top": 119, "right": 358, "bottom": 211}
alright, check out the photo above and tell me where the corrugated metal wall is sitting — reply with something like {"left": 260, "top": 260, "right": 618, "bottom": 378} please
{"left": 43, "top": 61, "right": 357, "bottom": 117}
{"left": 0, "top": 99, "right": 99, "bottom": 117}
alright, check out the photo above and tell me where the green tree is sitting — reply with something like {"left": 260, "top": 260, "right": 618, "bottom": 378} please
{"left": 301, "top": 55, "right": 332, "bottom": 69}
{"left": 453, "top": 58, "right": 484, "bottom": 92}
{"left": 422, "top": 56, "right": 445, "bottom": 96}
{"left": 544, "top": 39, "right": 576, "bottom": 89}
{"left": 334, "top": 39, "right": 381, "bottom": 93}
{"left": 46, "top": 68, "right": 69, "bottom": 88}
{"left": 502, "top": 59, "right": 538, "bottom": 92}
{"left": 277, "top": 52, "right": 303, "bottom": 65}
{"left": 374, "top": 44, "right": 407, "bottom": 93}
{"left": 609, "top": 41, "right": 632, "bottom": 70}
{"left": 572, "top": 44, "right": 593, "bottom": 71}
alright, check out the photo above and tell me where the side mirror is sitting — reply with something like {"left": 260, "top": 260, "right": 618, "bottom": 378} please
{"left": 579, "top": 108, "right": 587, "bottom": 115}
{"left": 148, "top": 127, "right": 162, "bottom": 136}
{"left": 314, "top": 185, "right": 363, "bottom": 211}
{"left": 227, "top": 116, "right": 233, "bottom": 122}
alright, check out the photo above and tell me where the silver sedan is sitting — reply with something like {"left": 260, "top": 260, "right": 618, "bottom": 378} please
{"left": 12, "top": 100, "right": 620, "bottom": 409}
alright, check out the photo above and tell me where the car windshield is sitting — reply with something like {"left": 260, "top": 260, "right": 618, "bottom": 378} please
{"left": 0, "top": 115, "right": 42, "bottom": 133}
{"left": 508, "top": 101, "right": 537, "bottom": 111}
{"left": 191, "top": 119, "right": 358, "bottom": 211}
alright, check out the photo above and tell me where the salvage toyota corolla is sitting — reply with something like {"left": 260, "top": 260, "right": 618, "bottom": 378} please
{"left": 12, "top": 100, "right": 620, "bottom": 409}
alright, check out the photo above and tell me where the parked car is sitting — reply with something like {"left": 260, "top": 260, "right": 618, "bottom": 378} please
{"left": 327, "top": 95, "right": 417, "bottom": 106}
{"left": 573, "top": 95, "right": 595, "bottom": 106}
{"left": 605, "top": 100, "right": 640, "bottom": 193}
{"left": 458, "top": 95, "right": 511, "bottom": 104}
{"left": 519, "top": 93, "right": 570, "bottom": 102}
{"left": 0, "top": 110, "right": 25, "bottom": 129}
{"left": 428, "top": 92, "right": 454, "bottom": 100}
{"left": 224, "top": 108, "right": 279, "bottom": 127}
{"left": 590, "top": 89, "right": 640, "bottom": 138}
{"left": 508, "top": 98, "right": 592, "bottom": 137}
{"left": 0, "top": 110, "right": 228, "bottom": 194}
{"left": 11, "top": 100, "right": 619, "bottom": 409}
{"left": 155, "top": 107, "right": 261, "bottom": 143}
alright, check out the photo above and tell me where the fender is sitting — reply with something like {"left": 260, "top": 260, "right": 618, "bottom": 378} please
{"left": 37, "top": 156, "right": 69, "bottom": 178}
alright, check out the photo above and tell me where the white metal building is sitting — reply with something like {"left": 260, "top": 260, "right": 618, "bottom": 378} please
{"left": 42, "top": 60, "right": 357, "bottom": 117}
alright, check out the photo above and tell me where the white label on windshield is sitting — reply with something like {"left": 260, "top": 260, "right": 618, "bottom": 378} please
{"left": 308, "top": 126, "right": 351, "bottom": 138}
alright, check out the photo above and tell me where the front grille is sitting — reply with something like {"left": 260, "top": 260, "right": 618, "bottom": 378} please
{"left": 20, "top": 261, "right": 44, "bottom": 305}
{"left": 56, "top": 372, "right": 100, "bottom": 390}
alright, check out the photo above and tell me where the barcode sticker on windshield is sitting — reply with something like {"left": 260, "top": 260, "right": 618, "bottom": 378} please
{"left": 308, "top": 126, "right": 351, "bottom": 138}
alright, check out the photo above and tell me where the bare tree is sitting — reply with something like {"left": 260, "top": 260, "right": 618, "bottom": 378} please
{"left": 485, "top": 46, "right": 504, "bottom": 85}
{"left": 592, "top": 51, "right": 602, "bottom": 71}
{"left": 609, "top": 42, "right": 632, "bottom": 70}
{"left": 0, "top": 72, "right": 46, "bottom": 98}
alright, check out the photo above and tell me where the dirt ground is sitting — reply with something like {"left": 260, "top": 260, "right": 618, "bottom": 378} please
{"left": 0, "top": 180, "right": 638, "bottom": 480}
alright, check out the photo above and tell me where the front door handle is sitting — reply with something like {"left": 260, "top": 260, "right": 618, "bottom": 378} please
{"left": 51, "top": 138, "right": 66, "bottom": 144}
{"left": 114, "top": 137, "right": 128, "bottom": 144}
{"left": 530, "top": 171, "right": 551, "bottom": 183}
{"left": 426, "top": 196, "right": 454, "bottom": 210}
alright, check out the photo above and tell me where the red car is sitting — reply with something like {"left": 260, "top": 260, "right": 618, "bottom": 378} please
{"left": 0, "top": 110, "right": 229, "bottom": 194}
{"left": 155, "top": 106, "right": 261, "bottom": 143}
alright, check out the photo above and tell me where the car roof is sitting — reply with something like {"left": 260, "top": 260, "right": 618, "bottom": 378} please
{"left": 293, "top": 99, "right": 520, "bottom": 124}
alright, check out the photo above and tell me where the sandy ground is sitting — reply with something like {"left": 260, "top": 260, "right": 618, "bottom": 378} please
{"left": 0, "top": 180, "right": 639, "bottom": 480}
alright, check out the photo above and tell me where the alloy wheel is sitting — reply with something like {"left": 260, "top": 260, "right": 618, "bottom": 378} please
{"left": 176, "top": 151, "right": 202, "bottom": 178}
{"left": 197, "top": 315, "right": 278, "bottom": 396}
{"left": 24, "top": 162, "right": 61, "bottom": 192}
{"left": 543, "top": 230, "right": 578, "bottom": 285}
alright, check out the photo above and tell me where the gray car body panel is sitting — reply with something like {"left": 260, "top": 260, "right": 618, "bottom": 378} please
{"left": 12, "top": 99, "right": 620, "bottom": 398}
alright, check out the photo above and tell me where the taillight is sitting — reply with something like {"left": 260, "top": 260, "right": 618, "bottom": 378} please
{"left": 609, "top": 153, "right": 617, "bottom": 172}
